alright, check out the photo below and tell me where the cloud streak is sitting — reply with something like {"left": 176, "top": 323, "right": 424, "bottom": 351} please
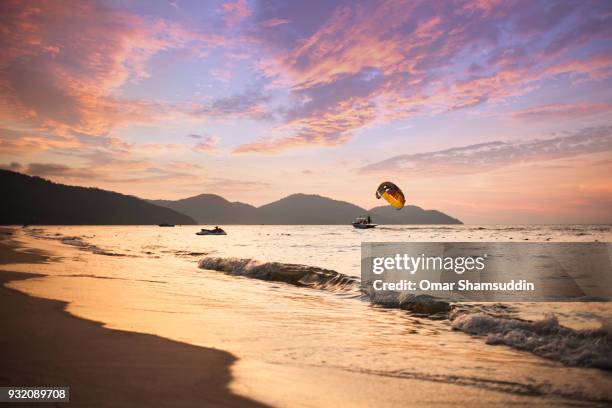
{"left": 192, "top": 89, "right": 272, "bottom": 120}
{"left": 511, "top": 103, "right": 612, "bottom": 121}
{"left": 359, "top": 126, "right": 612, "bottom": 176}
{"left": 193, "top": 135, "right": 219, "bottom": 152}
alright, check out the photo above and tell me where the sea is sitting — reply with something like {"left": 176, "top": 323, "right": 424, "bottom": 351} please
{"left": 5, "top": 225, "right": 612, "bottom": 406}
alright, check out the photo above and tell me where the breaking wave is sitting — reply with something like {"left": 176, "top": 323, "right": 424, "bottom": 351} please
{"left": 23, "top": 229, "right": 130, "bottom": 257}
{"left": 365, "top": 289, "right": 450, "bottom": 316}
{"left": 59, "top": 236, "right": 128, "bottom": 257}
{"left": 198, "top": 257, "right": 357, "bottom": 291}
{"left": 199, "top": 256, "right": 452, "bottom": 314}
{"left": 450, "top": 311, "right": 612, "bottom": 371}
{"left": 198, "top": 257, "right": 359, "bottom": 291}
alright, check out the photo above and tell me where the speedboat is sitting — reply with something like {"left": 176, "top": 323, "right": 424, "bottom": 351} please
{"left": 196, "top": 227, "right": 227, "bottom": 236}
{"left": 352, "top": 216, "right": 377, "bottom": 229}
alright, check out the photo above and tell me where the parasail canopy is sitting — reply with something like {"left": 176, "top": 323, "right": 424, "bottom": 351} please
{"left": 376, "top": 181, "right": 405, "bottom": 210}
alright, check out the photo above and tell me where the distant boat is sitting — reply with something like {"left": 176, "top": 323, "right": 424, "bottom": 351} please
{"left": 352, "top": 216, "right": 377, "bottom": 229}
{"left": 158, "top": 223, "right": 175, "bottom": 227}
{"left": 196, "top": 227, "right": 227, "bottom": 236}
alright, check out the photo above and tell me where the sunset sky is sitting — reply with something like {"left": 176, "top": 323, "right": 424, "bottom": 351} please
{"left": 1, "top": 0, "right": 611, "bottom": 223}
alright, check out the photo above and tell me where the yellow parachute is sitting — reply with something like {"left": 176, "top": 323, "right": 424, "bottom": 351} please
{"left": 376, "top": 181, "right": 405, "bottom": 210}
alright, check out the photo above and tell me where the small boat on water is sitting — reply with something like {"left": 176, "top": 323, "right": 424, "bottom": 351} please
{"left": 196, "top": 227, "right": 227, "bottom": 236}
{"left": 158, "top": 223, "right": 175, "bottom": 227}
{"left": 352, "top": 216, "right": 377, "bottom": 229}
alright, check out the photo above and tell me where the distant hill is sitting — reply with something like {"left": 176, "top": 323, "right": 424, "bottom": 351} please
{"left": 153, "top": 193, "right": 462, "bottom": 225}
{"left": 0, "top": 170, "right": 195, "bottom": 225}
{"left": 1, "top": 169, "right": 461, "bottom": 225}
{"left": 257, "top": 194, "right": 365, "bottom": 224}
{"left": 369, "top": 205, "right": 462, "bottom": 225}
{"left": 150, "top": 194, "right": 257, "bottom": 224}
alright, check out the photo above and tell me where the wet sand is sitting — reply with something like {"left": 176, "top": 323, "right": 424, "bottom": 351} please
{"left": 0, "top": 231, "right": 267, "bottom": 407}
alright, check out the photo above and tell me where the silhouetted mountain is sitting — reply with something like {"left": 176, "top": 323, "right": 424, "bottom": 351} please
{"left": 1, "top": 169, "right": 461, "bottom": 225}
{"left": 0, "top": 170, "right": 195, "bottom": 225}
{"left": 257, "top": 194, "right": 365, "bottom": 224}
{"left": 369, "top": 205, "right": 462, "bottom": 225}
{"left": 150, "top": 194, "right": 257, "bottom": 224}
{"left": 153, "top": 192, "right": 462, "bottom": 225}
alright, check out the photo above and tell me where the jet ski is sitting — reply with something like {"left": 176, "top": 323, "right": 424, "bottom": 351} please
{"left": 196, "top": 227, "right": 227, "bottom": 235}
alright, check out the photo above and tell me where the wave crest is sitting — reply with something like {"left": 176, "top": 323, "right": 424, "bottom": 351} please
{"left": 451, "top": 312, "right": 612, "bottom": 370}
{"left": 366, "top": 290, "right": 450, "bottom": 315}
{"left": 198, "top": 257, "right": 357, "bottom": 291}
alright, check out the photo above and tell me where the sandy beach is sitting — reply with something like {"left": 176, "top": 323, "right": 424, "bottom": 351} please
{"left": 0, "top": 231, "right": 266, "bottom": 407}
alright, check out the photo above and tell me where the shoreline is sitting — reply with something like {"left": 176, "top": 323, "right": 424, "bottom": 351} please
{"left": 0, "top": 230, "right": 267, "bottom": 407}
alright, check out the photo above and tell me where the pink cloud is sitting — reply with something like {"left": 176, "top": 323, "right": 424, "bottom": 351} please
{"left": 222, "top": 0, "right": 252, "bottom": 27}
{"left": 511, "top": 103, "right": 612, "bottom": 121}
{"left": 0, "top": 128, "right": 85, "bottom": 156}
{"left": 139, "top": 143, "right": 183, "bottom": 152}
{"left": 193, "top": 135, "right": 219, "bottom": 153}
{"left": 239, "top": 0, "right": 612, "bottom": 153}
{"left": 235, "top": 98, "right": 376, "bottom": 153}
{"left": 260, "top": 18, "right": 291, "bottom": 28}
{"left": 0, "top": 0, "right": 230, "bottom": 151}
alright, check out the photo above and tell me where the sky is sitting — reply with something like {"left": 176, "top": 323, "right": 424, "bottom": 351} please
{"left": 1, "top": 0, "right": 611, "bottom": 224}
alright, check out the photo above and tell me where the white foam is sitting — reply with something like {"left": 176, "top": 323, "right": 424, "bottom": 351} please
{"left": 451, "top": 312, "right": 612, "bottom": 370}
{"left": 198, "top": 256, "right": 357, "bottom": 290}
